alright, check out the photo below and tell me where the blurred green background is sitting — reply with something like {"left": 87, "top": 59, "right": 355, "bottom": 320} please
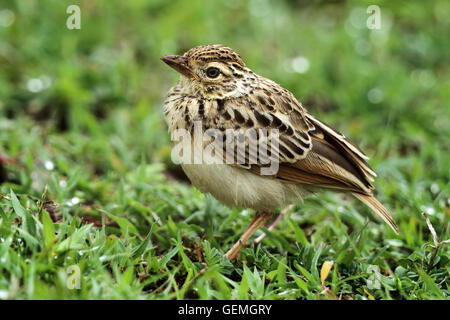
{"left": 0, "top": 0, "right": 448, "bottom": 300}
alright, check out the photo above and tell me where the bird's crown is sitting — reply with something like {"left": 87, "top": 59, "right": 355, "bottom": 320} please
{"left": 161, "top": 44, "right": 253, "bottom": 99}
{"left": 184, "top": 44, "right": 246, "bottom": 67}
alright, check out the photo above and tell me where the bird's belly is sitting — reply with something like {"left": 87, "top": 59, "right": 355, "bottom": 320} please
{"left": 181, "top": 163, "right": 309, "bottom": 212}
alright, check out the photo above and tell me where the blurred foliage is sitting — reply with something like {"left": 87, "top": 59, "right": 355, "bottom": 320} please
{"left": 0, "top": 0, "right": 448, "bottom": 300}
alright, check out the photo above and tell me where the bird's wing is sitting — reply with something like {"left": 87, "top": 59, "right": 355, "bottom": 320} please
{"left": 207, "top": 78, "right": 397, "bottom": 233}
{"left": 270, "top": 114, "right": 398, "bottom": 233}
{"left": 277, "top": 114, "right": 376, "bottom": 193}
{"left": 206, "top": 82, "right": 315, "bottom": 168}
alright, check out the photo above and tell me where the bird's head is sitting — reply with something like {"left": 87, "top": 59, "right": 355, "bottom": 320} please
{"left": 161, "top": 45, "right": 256, "bottom": 99}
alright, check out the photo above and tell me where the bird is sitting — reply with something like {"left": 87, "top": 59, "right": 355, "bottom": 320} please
{"left": 161, "top": 44, "right": 398, "bottom": 261}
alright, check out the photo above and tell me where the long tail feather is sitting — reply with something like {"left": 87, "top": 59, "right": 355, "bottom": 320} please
{"left": 352, "top": 193, "right": 399, "bottom": 234}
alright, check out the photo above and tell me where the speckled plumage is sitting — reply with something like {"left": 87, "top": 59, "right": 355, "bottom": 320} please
{"left": 162, "top": 45, "right": 398, "bottom": 260}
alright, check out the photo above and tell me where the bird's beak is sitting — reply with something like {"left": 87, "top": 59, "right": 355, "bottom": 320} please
{"left": 161, "top": 55, "right": 196, "bottom": 79}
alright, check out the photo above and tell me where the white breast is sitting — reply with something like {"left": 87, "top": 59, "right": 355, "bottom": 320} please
{"left": 181, "top": 162, "right": 309, "bottom": 213}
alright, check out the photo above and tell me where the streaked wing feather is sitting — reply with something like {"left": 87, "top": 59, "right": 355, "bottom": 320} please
{"left": 276, "top": 137, "right": 372, "bottom": 193}
{"left": 207, "top": 76, "right": 397, "bottom": 232}
{"left": 209, "top": 84, "right": 314, "bottom": 167}
{"left": 306, "top": 115, "right": 377, "bottom": 182}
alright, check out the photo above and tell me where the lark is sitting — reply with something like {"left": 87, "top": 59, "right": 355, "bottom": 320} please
{"left": 161, "top": 44, "right": 398, "bottom": 261}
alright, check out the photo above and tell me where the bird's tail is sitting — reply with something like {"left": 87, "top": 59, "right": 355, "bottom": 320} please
{"left": 352, "top": 193, "right": 399, "bottom": 234}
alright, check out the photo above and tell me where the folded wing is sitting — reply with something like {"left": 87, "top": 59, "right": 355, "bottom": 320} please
{"left": 274, "top": 114, "right": 398, "bottom": 234}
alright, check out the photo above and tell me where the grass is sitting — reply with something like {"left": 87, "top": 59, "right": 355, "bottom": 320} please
{"left": 0, "top": 0, "right": 448, "bottom": 300}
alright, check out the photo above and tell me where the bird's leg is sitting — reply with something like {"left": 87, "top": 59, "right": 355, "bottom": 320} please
{"left": 254, "top": 204, "right": 294, "bottom": 244}
{"left": 225, "top": 212, "right": 272, "bottom": 261}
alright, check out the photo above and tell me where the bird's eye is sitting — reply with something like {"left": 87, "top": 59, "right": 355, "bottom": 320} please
{"left": 206, "top": 67, "right": 220, "bottom": 78}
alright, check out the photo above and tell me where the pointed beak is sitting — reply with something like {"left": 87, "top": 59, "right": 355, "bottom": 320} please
{"left": 161, "top": 55, "right": 196, "bottom": 79}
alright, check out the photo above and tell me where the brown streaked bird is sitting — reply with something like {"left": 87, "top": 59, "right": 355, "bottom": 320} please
{"left": 161, "top": 44, "right": 398, "bottom": 261}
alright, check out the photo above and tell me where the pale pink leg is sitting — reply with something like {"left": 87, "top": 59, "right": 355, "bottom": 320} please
{"left": 225, "top": 213, "right": 273, "bottom": 261}
{"left": 253, "top": 205, "right": 294, "bottom": 244}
